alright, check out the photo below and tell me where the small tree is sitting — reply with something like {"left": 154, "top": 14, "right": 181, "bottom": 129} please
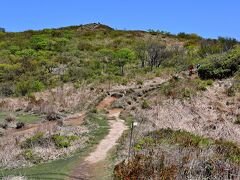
{"left": 98, "top": 49, "right": 114, "bottom": 74}
{"left": 135, "top": 42, "right": 148, "bottom": 68}
{"left": 147, "top": 41, "right": 166, "bottom": 70}
{"left": 114, "top": 48, "right": 135, "bottom": 76}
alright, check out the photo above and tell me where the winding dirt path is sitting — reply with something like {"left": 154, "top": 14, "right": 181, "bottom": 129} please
{"left": 3, "top": 112, "right": 86, "bottom": 138}
{"left": 70, "top": 97, "right": 127, "bottom": 179}
{"left": 85, "top": 109, "right": 126, "bottom": 164}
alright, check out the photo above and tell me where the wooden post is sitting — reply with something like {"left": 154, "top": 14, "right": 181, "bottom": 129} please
{"left": 128, "top": 121, "right": 134, "bottom": 159}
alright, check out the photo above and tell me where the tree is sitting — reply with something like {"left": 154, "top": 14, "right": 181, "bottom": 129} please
{"left": 114, "top": 48, "right": 135, "bottom": 76}
{"left": 98, "top": 49, "right": 114, "bottom": 74}
{"left": 135, "top": 42, "right": 148, "bottom": 68}
{"left": 147, "top": 41, "right": 167, "bottom": 70}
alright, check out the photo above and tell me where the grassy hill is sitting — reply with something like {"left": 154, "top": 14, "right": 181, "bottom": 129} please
{"left": 0, "top": 23, "right": 239, "bottom": 97}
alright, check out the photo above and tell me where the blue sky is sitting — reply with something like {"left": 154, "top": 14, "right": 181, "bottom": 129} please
{"left": 1, "top": 0, "right": 239, "bottom": 39}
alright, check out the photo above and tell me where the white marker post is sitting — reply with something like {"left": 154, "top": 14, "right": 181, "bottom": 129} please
{"left": 128, "top": 121, "right": 138, "bottom": 159}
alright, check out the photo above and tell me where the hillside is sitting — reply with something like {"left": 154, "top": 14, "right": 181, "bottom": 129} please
{"left": 0, "top": 23, "right": 238, "bottom": 97}
{"left": 0, "top": 23, "right": 240, "bottom": 179}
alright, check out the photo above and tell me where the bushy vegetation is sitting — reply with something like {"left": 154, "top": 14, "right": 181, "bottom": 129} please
{"left": 160, "top": 76, "right": 213, "bottom": 98}
{"left": 52, "top": 134, "right": 78, "bottom": 148}
{"left": 0, "top": 23, "right": 238, "bottom": 97}
{"left": 0, "top": 111, "right": 110, "bottom": 179}
{"left": 198, "top": 46, "right": 240, "bottom": 79}
{"left": 21, "top": 132, "right": 45, "bottom": 148}
{"left": 114, "top": 129, "right": 240, "bottom": 179}
{"left": 141, "top": 100, "right": 150, "bottom": 109}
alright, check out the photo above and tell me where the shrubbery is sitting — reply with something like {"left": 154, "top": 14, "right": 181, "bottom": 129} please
{"left": 198, "top": 46, "right": 240, "bottom": 79}
{"left": 21, "top": 132, "right": 45, "bottom": 148}
{"left": 52, "top": 134, "right": 78, "bottom": 148}
{"left": 141, "top": 100, "right": 150, "bottom": 109}
{"left": 15, "top": 80, "right": 45, "bottom": 96}
{"left": 0, "top": 24, "right": 239, "bottom": 97}
{"left": 115, "top": 129, "right": 240, "bottom": 179}
{"left": 160, "top": 77, "right": 212, "bottom": 98}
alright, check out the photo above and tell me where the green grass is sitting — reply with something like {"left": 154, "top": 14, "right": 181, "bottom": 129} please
{"left": 0, "top": 111, "right": 41, "bottom": 123}
{"left": 0, "top": 113, "right": 110, "bottom": 179}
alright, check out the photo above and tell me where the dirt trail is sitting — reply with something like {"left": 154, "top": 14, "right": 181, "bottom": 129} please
{"left": 70, "top": 96, "right": 127, "bottom": 179}
{"left": 3, "top": 112, "right": 86, "bottom": 142}
{"left": 96, "top": 96, "right": 117, "bottom": 109}
{"left": 85, "top": 109, "right": 126, "bottom": 163}
{"left": 86, "top": 97, "right": 126, "bottom": 163}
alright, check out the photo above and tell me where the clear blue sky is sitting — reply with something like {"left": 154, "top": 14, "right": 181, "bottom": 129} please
{"left": 1, "top": 0, "right": 239, "bottom": 39}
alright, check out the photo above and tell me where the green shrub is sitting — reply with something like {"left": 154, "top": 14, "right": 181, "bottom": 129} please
{"left": 141, "top": 100, "right": 150, "bottom": 109}
{"left": 198, "top": 46, "right": 240, "bottom": 79}
{"left": 15, "top": 49, "right": 36, "bottom": 58}
{"left": 146, "top": 129, "right": 213, "bottom": 148}
{"left": 9, "top": 45, "right": 21, "bottom": 54}
{"left": 21, "top": 132, "right": 45, "bottom": 148}
{"left": 181, "top": 88, "right": 192, "bottom": 98}
{"left": 15, "top": 80, "right": 45, "bottom": 96}
{"left": 160, "top": 83, "right": 172, "bottom": 96}
{"left": 206, "top": 79, "right": 214, "bottom": 86}
{"left": 136, "top": 80, "right": 143, "bottom": 85}
{"left": 30, "top": 35, "right": 51, "bottom": 50}
{"left": 52, "top": 134, "right": 78, "bottom": 148}
{"left": 73, "top": 81, "right": 82, "bottom": 89}
{"left": 193, "top": 78, "right": 213, "bottom": 91}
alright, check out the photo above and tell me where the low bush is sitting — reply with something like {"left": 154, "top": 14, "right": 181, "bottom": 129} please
{"left": 141, "top": 100, "right": 150, "bottom": 109}
{"left": 115, "top": 129, "right": 240, "bottom": 179}
{"left": 193, "top": 78, "right": 212, "bottom": 91}
{"left": 21, "top": 132, "right": 45, "bottom": 148}
{"left": 15, "top": 80, "right": 45, "bottom": 96}
{"left": 52, "top": 134, "right": 78, "bottom": 148}
{"left": 181, "top": 88, "right": 192, "bottom": 98}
